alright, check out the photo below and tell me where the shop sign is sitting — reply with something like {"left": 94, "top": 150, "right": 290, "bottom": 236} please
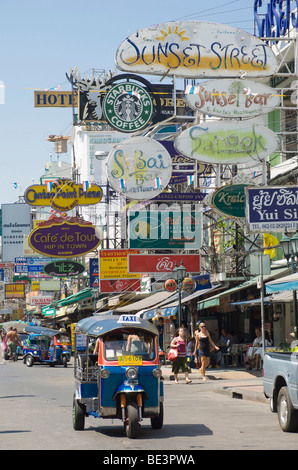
{"left": 34, "top": 91, "right": 78, "bottom": 107}
{"left": 103, "top": 82, "right": 153, "bottom": 133}
{"left": 43, "top": 260, "right": 85, "bottom": 277}
{"left": 212, "top": 184, "right": 247, "bottom": 219}
{"left": 128, "top": 254, "right": 200, "bottom": 273}
{"left": 100, "top": 279, "right": 141, "bottom": 293}
{"left": 115, "top": 21, "right": 279, "bottom": 78}
{"left": 254, "top": 0, "right": 298, "bottom": 40}
{"left": 174, "top": 121, "right": 279, "bottom": 165}
{"left": 99, "top": 249, "right": 140, "bottom": 280}
{"left": 5, "top": 283, "right": 25, "bottom": 299}
{"left": 106, "top": 137, "right": 172, "bottom": 200}
{"left": 185, "top": 79, "right": 280, "bottom": 118}
{"left": 30, "top": 296, "right": 54, "bottom": 306}
{"left": 24, "top": 179, "right": 102, "bottom": 211}
{"left": 128, "top": 210, "right": 202, "bottom": 250}
{"left": 28, "top": 219, "right": 102, "bottom": 258}
{"left": 246, "top": 186, "right": 298, "bottom": 232}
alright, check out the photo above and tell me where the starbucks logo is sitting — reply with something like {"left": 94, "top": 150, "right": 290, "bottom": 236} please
{"left": 103, "top": 82, "right": 153, "bottom": 133}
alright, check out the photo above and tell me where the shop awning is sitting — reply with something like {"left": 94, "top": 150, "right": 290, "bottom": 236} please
{"left": 229, "top": 297, "right": 271, "bottom": 307}
{"left": 197, "top": 267, "right": 289, "bottom": 311}
{"left": 49, "top": 288, "right": 96, "bottom": 308}
{"left": 266, "top": 272, "right": 298, "bottom": 294}
{"left": 114, "top": 291, "right": 174, "bottom": 313}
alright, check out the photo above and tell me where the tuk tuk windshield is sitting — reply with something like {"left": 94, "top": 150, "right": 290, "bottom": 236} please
{"left": 103, "top": 331, "right": 156, "bottom": 362}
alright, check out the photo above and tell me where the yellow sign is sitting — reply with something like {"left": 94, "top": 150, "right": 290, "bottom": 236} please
{"left": 24, "top": 179, "right": 102, "bottom": 211}
{"left": 31, "top": 280, "right": 40, "bottom": 291}
{"left": 99, "top": 249, "right": 140, "bottom": 280}
{"left": 34, "top": 90, "right": 78, "bottom": 107}
{"left": 118, "top": 355, "right": 142, "bottom": 366}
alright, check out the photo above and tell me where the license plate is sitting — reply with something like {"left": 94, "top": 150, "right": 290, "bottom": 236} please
{"left": 118, "top": 355, "right": 142, "bottom": 366}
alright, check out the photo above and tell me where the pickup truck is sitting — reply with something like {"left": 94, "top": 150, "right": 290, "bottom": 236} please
{"left": 263, "top": 351, "right": 298, "bottom": 432}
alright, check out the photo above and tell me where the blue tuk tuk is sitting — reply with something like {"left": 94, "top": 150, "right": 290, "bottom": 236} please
{"left": 73, "top": 314, "right": 164, "bottom": 438}
{"left": 23, "top": 327, "right": 71, "bottom": 368}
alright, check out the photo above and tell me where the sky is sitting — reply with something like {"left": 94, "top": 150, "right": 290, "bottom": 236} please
{"left": 0, "top": 0, "right": 256, "bottom": 205}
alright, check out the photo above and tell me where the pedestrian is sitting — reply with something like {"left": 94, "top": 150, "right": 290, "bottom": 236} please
{"left": 170, "top": 327, "right": 192, "bottom": 384}
{"left": 5, "top": 327, "right": 18, "bottom": 362}
{"left": 195, "top": 322, "right": 219, "bottom": 381}
{"left": 0, "top": 329, "right": 7, "bottom": 364}
{"left": 156, "top": 317, "right": 164, "bottom": 351}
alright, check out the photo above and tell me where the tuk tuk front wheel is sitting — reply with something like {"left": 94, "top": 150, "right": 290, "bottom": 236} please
{"left": 125, "top": 402, "right": 139, "bottom": 439}
{"left": 62, "top": 356, "right": 68, "bottom": 368}
{"left": 73, "top": 395, "right": 85, "bottom": 431}
{"left": 25, "top": 355, "right": 34, "bottom": 367}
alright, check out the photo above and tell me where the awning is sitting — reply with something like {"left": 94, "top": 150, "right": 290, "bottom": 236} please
{"left": 230, "top": 297, "right": 271, "bottom": 307}
{"left": 266, "top": 272, "right": 298, "bottom": 294}
{"left": 142, "top": 305, "right": 178, "bottom": 320}
{"left": 269, "top": 291, "right": 298, "bottom": 302}
{"left": 114, "top": 291, "right": 174, "bottom": 313}
{"left": 53, "top": 288, "right": 96, "bottom": 307}
{"left": 197, "top": 267, "right": 289, "bottom": 311}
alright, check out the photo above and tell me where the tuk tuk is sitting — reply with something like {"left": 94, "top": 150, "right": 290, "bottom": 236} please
{"left": 73, "top": 314, "right": 164, "bottom": 438}
{"left": 23, "top": 328, "right": 71, "bottom": 368}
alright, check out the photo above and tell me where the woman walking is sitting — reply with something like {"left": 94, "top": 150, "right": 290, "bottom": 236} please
{"left": 196, "top": 322, "right": 219, "bottom": 381}
{"left": 170, "top": 327, "right": 192, "bottom": 384}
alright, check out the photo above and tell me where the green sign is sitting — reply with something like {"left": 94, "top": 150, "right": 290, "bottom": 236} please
{"left": 41, "top": 307, "right": 56, "bottom": 317}
{"left": 103, "top": 82, "right": 153, "bottom": 133}
{"left": 212, "top": 184, "right": 247, "bottom": 219}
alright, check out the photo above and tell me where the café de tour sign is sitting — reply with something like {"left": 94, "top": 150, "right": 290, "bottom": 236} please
{"left": 115, "top": 21, "right": 279, "bottom": 79}
{"left": 106, "top": 136, "right": 172, "bottom": 200}
{"left": 174, "top": 120, "right": 279, "bottom": 165}
{"left": 185, "top": 79, "right": 281, "bottom": 119}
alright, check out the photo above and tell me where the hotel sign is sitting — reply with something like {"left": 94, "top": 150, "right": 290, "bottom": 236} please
{"left": 115, "top": 21, "right": 279, "bottom": 78}
{"left": 34, "top": 91, "right": 78, "bottom": 107}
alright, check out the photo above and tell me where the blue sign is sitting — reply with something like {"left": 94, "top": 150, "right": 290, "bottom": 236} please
{"left": 89, "top": 258, "right": 99, "bottom": 288}
{"left": 254, "top": 0, "right": 298, "bottom": 40}
{"left": 246, "top": 186, "right": 298, "bottom": 232}
{"left": 192, "top": 274, "right": 212, "bottom": 291}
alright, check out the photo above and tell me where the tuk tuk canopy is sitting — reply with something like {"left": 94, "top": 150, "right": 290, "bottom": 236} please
{"left": 75, "top": 315, "right": 158, "bottom": 337}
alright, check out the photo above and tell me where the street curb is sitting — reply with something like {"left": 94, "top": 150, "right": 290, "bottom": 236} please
{"left": 213, "top": 384, "right": 270, "bottom": 404}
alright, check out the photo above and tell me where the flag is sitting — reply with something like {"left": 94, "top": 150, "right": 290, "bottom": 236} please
{"left": 118, "top": 178, "right": 126, "bottom": 189}
{"left": 264, "top": 233, "right": 280, "bottom": 259}
{"left": 46, "top": 181, "right": 53, "bottom": 192}
{"left": 83, "top": 180, "right": 92, "bottom": 191}
{"left": 12, "top": 182, "right": 21, "bottom": 190}
{"left": 154, "top": 177, "right": 163, "bottom": 188}
{"left": 187, "top": 175, "right": 194, "bottom": 185}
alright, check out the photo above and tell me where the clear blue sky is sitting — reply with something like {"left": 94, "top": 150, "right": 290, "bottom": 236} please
{"left": 0, "top": 0, "right": 254, "bottom": 204}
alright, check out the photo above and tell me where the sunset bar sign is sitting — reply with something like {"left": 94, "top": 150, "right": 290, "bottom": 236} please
{"left": 115, "top": 21, "right": 279, "bottom": 79}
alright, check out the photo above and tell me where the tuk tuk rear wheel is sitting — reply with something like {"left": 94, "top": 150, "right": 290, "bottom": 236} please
{"left": 151, "top": 402, "right": 163, "bottom": 429}
{"left": 125, "top": 402, "right": 139, "bottom": 439}
{"left": 25, "top": 355, "right": 34, "bottom": 367}
{"left": 63, "top": 356, "right": 68, "bottom": 368}
{"left": 73, "top": 396, "right": 86, "bottom": 431}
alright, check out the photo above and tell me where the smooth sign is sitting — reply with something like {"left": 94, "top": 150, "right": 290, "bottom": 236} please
{"left": 174, "top": 121, "right": 279, "bottom": 165}
{"left": 186, "top": 79, "right": 280, "bottom": 118}
{"left": 106, "top": 137, "right": 172, "bottom": 200}
{"left": 115, "top": 21, "right": 279, "bottom": 78}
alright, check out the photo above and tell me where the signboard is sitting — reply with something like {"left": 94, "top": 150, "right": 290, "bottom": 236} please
{"left": 34, "top": 90, "right": 78, "bottom": 107}
{"left": 128, "top": 210, "right": 202, "bottom": 250}
{"left": 106, "top": 137, "right": 172, "bottom": 200}
{"left": 30, "top": 296, "right": 54, "bottom": 306}
{"left": 246, "top": 186, "right": 298, "bottom": 232}
{"left": 99, "top": 249, "right": 140, "bottom": 280}
{"left": 1, "top": 203, "right": 31, "bottom": 262}
{"left": 212, "top": 184, "right": 247, "bottom": 219}
{"left": 100, "top": 279, "right": 141, "bottom": 293}
{"left": 128, "top": 254, "right": 200, "bottom": 273}
{"left": 41, "top": 306, "right": 56, "bottom": 317}
{"left": 115, "top": 21, "right": 279, "bottom": 78}
{"left": 185, "top": 79, "right": 280, "bottom": 119}
{"left": 15, "top": 257, "right": 57, "bottom": 274}
{"left": 254, "top": 0, "right": 298, "bottom": 39}
{"left": 43, "top": 260, "right": 85, "bottom": 277}
{"left": 24, "top": 179, "right": 102, "bottom": 211}
{"left": 174, "top": 121, "right": 279, "bottom": 165}
{"left": 28, "top": 218, "right": 102, "bottom": 258}
{"left": 5, "top": 283, "right": 25, "bottom": 299}
{"left": 103, "top": 82, "right": 153, "bottom": 133}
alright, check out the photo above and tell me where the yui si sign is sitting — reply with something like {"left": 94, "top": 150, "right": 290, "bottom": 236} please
{"left": 103, "top": 82, "right": 153, "bottom": 133}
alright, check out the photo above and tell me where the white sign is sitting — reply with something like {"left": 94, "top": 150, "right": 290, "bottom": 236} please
{"left": 117, "top": 314, "right": 141, "bottom": 324}
{"left": 185, "top": 79, "right": 281, "bottom": 118}
{"left": 106, "top": 137, "right": 172, "bottom": 200}
{"left": 1, "top": 204, "right": 31, "bottom": 262}
{"left": 174, "top": 120, "right": 279, "bottom": 165}
{"left": 30, "top": 296, "right": 54, "bottom": 306}
{"left": 115, "top": 21, "right": 279, "bottom": 78}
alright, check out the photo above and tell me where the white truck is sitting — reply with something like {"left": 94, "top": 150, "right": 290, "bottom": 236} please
{"left": 263, "top": 351, "right": 298, "bottom": 432}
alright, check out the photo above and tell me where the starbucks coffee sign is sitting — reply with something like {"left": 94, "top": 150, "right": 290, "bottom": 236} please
{"left": 103, "top": 82, "right": 153, "bottom": 133}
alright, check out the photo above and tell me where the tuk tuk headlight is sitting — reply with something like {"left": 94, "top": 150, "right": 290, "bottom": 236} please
{"left": 153, "top": 368, "right": 162, "bottom": 378}
{"left": 125, "top": 367, "right": 138, "bottom": 380}
{"left": 101, "top": 368, "right": 110, "bottom": 379}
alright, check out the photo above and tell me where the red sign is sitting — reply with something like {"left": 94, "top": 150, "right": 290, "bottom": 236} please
{"left": 100, "top": 279, "right": 141, "bottom": 293}
{"left": 5, "top": 283, "right": 25, "bottom": 299}
{"left": 128, "top": 254, "right": 200, "bottom": 273}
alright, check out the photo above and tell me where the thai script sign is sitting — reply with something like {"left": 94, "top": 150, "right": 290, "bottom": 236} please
{"left": 246, "top": 186, "right": 298, "bottom": 232}
{"left": 254, "top": 0, "right": 298, "bottom": 40}
{"left": 5, "top": 283, "right": 25, "bottom": 299}
{"left": 128, "top": 254, "right": 200, "bottom": 273}
{"left": 106, "top": 137, "right": 172, "bottom": 200}
{"left": 43, "top": 260, "right": 85, "bottom": 277}
{"left": 174, "top": 121, "right": 279, "bottom": 165}
{"left": 99, "top": 249, "right": 140, "bottom": 280}
{"left": 14, "top": 257, "right": 59, "bottom": 274}
{"left": 128, "top": 210, "right": 202, "bottom": 250}
{"left": 28, "top": 218, "right": 102, "bottom": 258}
{"left": 185, "top": 79, "right": 280, "bottom": 118}
{"left": 34, "top": 91, "right": 78, "bottom": 107}
{"left": 212, "top": 184, "right": 247, "bottom": 219}
{"left": 89, "top": 257, "right": 140, "bottom": 292}
{"left": 24, "top": 179, "right": 102, "bottom": 211}
{"left": 103, "top": 82, "right": 153, "bottom": 132}
{"left": 115, "top": 21, "right": 279, "bottom": 78}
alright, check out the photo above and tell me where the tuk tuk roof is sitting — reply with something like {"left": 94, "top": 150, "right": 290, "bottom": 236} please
{"left": 75, "top": 314, "right": 158, "bottom": 337}
{"left": 22, "top": 325, "right": 59, "bottom": 337}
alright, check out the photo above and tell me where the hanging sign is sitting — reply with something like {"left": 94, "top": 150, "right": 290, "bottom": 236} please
{"left": 185, "top": 79, "right": 280, "bottom": 118}
{"left": 103, "top": 82, "right": 153, "bottom": 132}
{"left": 24, "top": 179, "right": 102, "bottom": 211}
{"left": 212, "top": 184, "right": 248, "bottom": 219}
{"left": 106, "top": 136, "right": 172, "bottom": 200}
{"left": 28, "top": 218, "right": 102, "bottom": 258}
{"left": 128, "top": 253, "right": 200, "bottom": 273}
{"left": 174, "top": 121, "right": 279, "bottom": 165}
{"left": 115, "top": 21, "right": 279, "bottom": 79}
{"left": 43, "top": 260, "right": 86, "bottom": 277}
